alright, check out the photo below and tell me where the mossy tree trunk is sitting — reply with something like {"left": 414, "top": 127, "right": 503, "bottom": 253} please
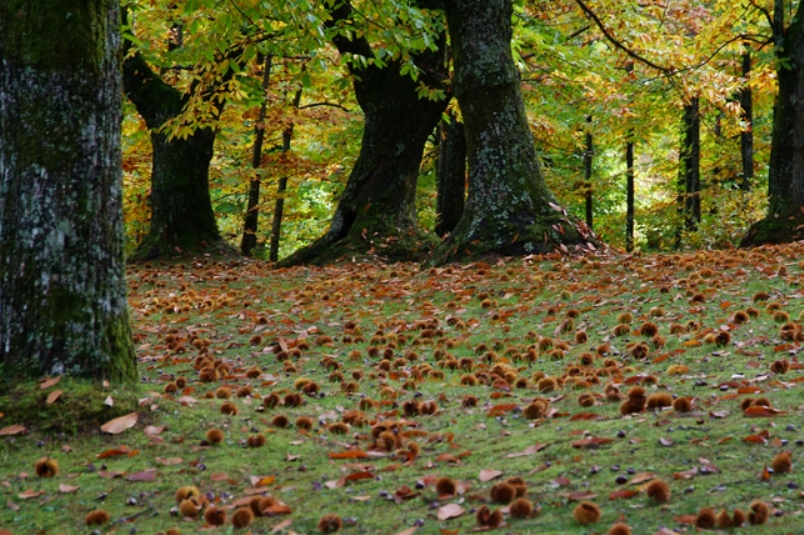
{"left": 431, "top": 0, "right": 596, "bottom": 264}
{"left": 435, "top": 113, "right": 466, "bottom": 236}
{"left": 741, "top": 1, "right": 804, "bottom": 246}
{"left": 278, "top": 0, "right": 449, "bottom": 266}
{"left": 122, "top": 24, "right": 230, "bottom": 261}
{"left": 0, "top": 0, "right": 137, "bottom": 385}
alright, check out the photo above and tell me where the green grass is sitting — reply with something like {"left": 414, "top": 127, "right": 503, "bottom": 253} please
{"left": 2, "top": 245, "right": 804, "bottom": 534}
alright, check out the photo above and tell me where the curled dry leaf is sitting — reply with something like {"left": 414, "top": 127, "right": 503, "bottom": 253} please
{"left": 479, "top": 469, "right": 503, "bottom": 483}
{"left": 58, "top": 484, "right": 80, "bottom": 493}
{"left": 100, "top": 412, "right": 138, "bottom": 434}
{"left": 437, "top": 503, "right": 465, "bottom": 521}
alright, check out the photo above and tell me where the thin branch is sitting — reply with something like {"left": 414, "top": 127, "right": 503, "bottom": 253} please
{"left": 298, "top": 101, "right": 353, "bottom": 112}
{"left": 573, "top": 0, "right": 671, "bottom": 73}
{"left": 568, "top": 24, "right": 591, "bottom": 40}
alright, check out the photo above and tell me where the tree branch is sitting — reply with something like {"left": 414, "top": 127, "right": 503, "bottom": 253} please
{"left": 573, "top": 0, "right": 671, "bottom": 73}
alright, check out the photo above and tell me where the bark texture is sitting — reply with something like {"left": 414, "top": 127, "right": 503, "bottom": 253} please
{"left": 0, "top": 0, "right": 137, "bottom": 384}
{"left": 122, "top": 24, "right": 231, "bottom": 261}
{"left": 431, "top": 0, "right": 596, "bottom": 264}
{"left": 435, "top": 114, "right": 466, "bottom": 236}
{"left": 278, "top": 0, "right": 448, "bottom": 266}
{"left": 741, "top": 2, "right": 804, "bottom": 246}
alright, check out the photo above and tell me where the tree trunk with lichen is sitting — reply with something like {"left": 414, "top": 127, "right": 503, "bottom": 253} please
{"left": 278, "top": 0, "right": 448, "bottom": 266}
{"left": 122, "top": 24, "right": 231, "bottom": 261}
{"left": 0, "top": 0, "right": 137, "bottom": 385}
{"left": 430, "top": 0, "right": 596, "bottom": 264}
{"left": 741, "top": 2, "right": 804, "bottom": 247}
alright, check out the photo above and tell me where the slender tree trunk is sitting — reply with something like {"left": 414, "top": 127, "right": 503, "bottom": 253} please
{"left": 740, "top": 50, "right": 754, "bottom": 192}
{"left": 625, "top": 138, "right": 635, "bottom": 251}
{"left": 584, "top": 116, "right": 594, "bottom": 229}
{"left": 0, "top": 0, "right": 137, "bottom": 384}
{"left": 122, "top": 19, "right": 232, "bottom": 261}
{"left": 681, "top": 97, "right": 701, "bottom": 231}
{"left": 278, "top": 0, "right": 448, "bottom": 266}
{"left": 241, "top": 55, "right": 273, "bottom": 257}
{"left": 435, "top": 113, "right": 466, "bottom": 236}
{"left": 431, "top": 0, "right": 596, "bottom": 264}
{"left": 741, "top": 2, "right": 804, "bottom": 246}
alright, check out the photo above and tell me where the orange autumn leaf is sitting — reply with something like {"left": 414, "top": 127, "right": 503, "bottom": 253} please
{"left": 486, "top": 403, "right": 519, "bottom": 417}
{"left": 608, "top": 489, "right": 640, "bottom": 500}
{"left": 328, "top": 449, "right": 369, "bottom": 460}
{"left": 46, "top": 390, "right": 62, "bottom": 405}
{"left": 264, "top": 503, "right": 292, "bottom": 515}
{"left": 97, "top": 446, "right": 131, "bottom": 458}
{"left": 0, "top": 424, "right": 27, "bottom": 436}
{"left": 437, "top": 503, "right": 464, "bottom": 521}
{"left": 345, "top": 471, "right": 374, "bottom": 482}
{"left": 744, "top": 406, "right": 786, "bottom": 417}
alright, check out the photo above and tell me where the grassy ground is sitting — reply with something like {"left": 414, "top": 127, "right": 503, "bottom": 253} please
{"left": 3, "top": 244, "right": 804, "bottom": 535}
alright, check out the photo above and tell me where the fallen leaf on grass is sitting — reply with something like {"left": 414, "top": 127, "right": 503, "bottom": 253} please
{"left": 609, "top": 489, "right": 640, "bottom": 500}
{"left": 103, "top": 395, "right": 114, "bottom": 406}
{"left": 143, "top": 425, "right": 164, "bottom": 435}
{"left": 154, "top": 457, "right": 182, "bottom": 466}
{"left": 0, "top": 425, "right": 27, "bottom": 436}
{"left": 264, "top": 503, "right": 292, "bottom": 515}
{"left": 479, "top": 469, "right": 503, "bottom": 482}
{"left": 40, "top": 376, "right": 61, "bottom": 389}
{"left": 571, "top": 437, "right": 613, "bottom": 449}
{"left": 18, "top": 489, "right": 45, "bottom": 500}
{"left": 58, "top": 484, "right": 80, "bottom": 493}
{"left": 744, "top": 406, "right": 786, "bottom": 417}
{"left": 46, "top": 390, "right": 62, "bottom": 405}
{"left": 394, "top": 528, "right": 417, "bottom": 535}
{"left": 506, "top": 443, "right": 547, "bottom": 458}
{"left": 251, "top": 475, "right": 275, "bottom": 487}
{"left": 97, "top": 446, "right": 131, "bottom": 458}
{"left": 100, "top": 412, "right": 138, "bottom": 434}
{"left": 329, "top": 449, "right": 368, "bottom": 460}
{"left": 630, "top": 472, "right": 655, "bottom": 484}
{"left": 127, "top": 469, "right": 157, "bottom": 482}
{"left": 437, "top": 503, "right": 465, "bottom": 521}
{"left": 565, "top": 490, "right": 598, "bottom": 501}
{"left": 6, "top": 500, "right": 19, "bottom": 511}
{"left": 271, "top": 519, "right": 293, "bottom": 533}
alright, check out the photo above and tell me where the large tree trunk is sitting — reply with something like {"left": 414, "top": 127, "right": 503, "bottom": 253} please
{"left": 435, "top": 113, "right": 466, "bottom": 236}
{"left": 681, "top": 98, "right": 701, "bottom": 230}
{"left": 741, "top": 2, "right": 804, "bottom": 246}
{"left": 0, "top": 0, "right": 137, "bottom": 385}
{"left": 122, "top": 28, "right": 231, "bottom": 261}
{"left": 431, "top": 0, "right": 596, "bottom": 264}
{"left": 278, "top": 0, "right": 448, "bottom": 266}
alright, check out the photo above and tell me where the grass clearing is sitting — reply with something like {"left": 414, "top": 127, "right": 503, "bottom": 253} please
{"left": 2, "top": 245, "right": 804, "bottom": 534}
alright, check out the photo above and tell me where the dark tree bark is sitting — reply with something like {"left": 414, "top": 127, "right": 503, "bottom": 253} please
{"left": 680, "top": 97, "right": 701, "bottom": 233}
{"left": 741, "top": 1, "right": 804, "bottom": 246}
{"left": 431, "top": 0, "right": 596, "bottom": 263}
{"left": 626, "top": 137, "right": 635, "bottom": 251}
{"left": 435, "top": 113, "right": 466, "bottom": 236}
{"left": 584, "top": 116, "right": 594, "bottom": 230}
{"left": 0, "top": 0, "right": 137, "bottom": 385}
{"left": 241, "top": 55, "right": 273, "bottom": 257}
{"left": 278, "top": 0, "right": 449, "bottom": 266}
{"left": 122, "top": 15, "right": 233, "bottom": 261}
{"left": 740, "top": 50, "right": 754, "bottom": 192}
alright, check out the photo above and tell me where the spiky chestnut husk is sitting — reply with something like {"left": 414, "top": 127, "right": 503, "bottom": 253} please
{"left": 573, "top": 501, "right": 601, "bottom": 525}
{"left": 231, "top": 507, "right": 254, "bottom": 528}
{"left": 317, "top": 513, "right": 342, "bottom": 533}
{"left": 84, "top": 510, "right": 111, "bottom": 526}
{"left": 695, "top": 508, "right": 716, "bottom": 529}
{"left": 509, "top": 497, "right": 533, "bottom": 518}
{"left": 435, "top": 476, "right": 457, "bottom": 496}
{"left": 607, "top": 522, "right": 631, "bottom": 535}
{"left": 34, "top": 457, "right": 59, "bottom": 478}
{"left": 175, "top": 485, "right": 200, "bottom": 503}
{"left": 748, "top": 500, "right": 769, "bottom": 525}
{"left": 204, "top": 506, "right": 226, "bottom": 526}
{"left": 645, "top": 480, "right": 671, "bottom": 503}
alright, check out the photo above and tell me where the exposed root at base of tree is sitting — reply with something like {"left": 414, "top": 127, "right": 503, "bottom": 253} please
{"left": 740, "top": 215, "right": 804, "bottom": 248}
{"left": 276, "top": 228, "right": 437, "bottom": 267}
{"left": 128, "top": 236, "right": 239, "bottom": 263}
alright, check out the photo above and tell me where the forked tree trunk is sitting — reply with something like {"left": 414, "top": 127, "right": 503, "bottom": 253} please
{"left": 431, "top": 0, "right": 596, "bottom": 263}
{"left": 0, "top": 0, "right": 137, "bottom": 384}
{"left": 122, "top": 27, "right": 231, "bottom": 261}
{"left": 278, "top": 0, "right": 448, "bottom": 266}
{"left": 741, "top": 1, "right": 804, "bottom": 246}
